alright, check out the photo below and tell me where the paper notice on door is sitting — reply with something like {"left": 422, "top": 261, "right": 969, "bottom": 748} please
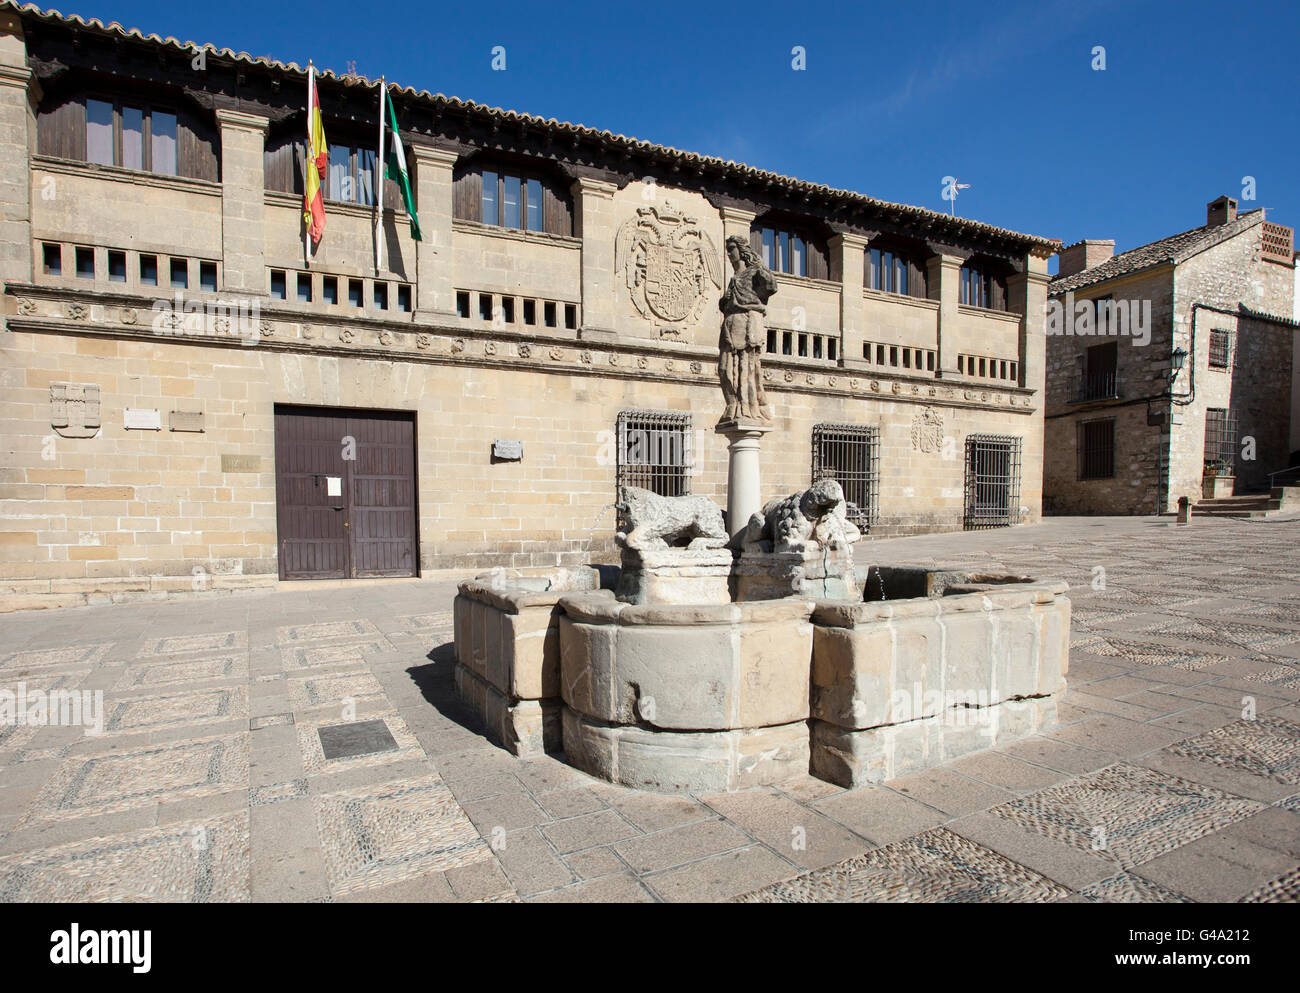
{"left": 326, "top": 476, "right": 342, "bottom": 497}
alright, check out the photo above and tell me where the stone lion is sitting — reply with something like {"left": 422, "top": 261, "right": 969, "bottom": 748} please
{"left": 615, "top": 486, "right": 729, "bottom": 551}
{"left": 741, "top": 478, "right": 862, "bottom": 555}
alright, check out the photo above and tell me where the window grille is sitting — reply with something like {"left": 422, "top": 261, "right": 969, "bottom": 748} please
{"left": 616, "top": 410, "right": 692, "bottom": 502}
{"left": 1203, "top": 408, "right": 1238, "bottom": 470}
{"left": 964, "top": 434, "right": 1022, "bottom": 529}
{"left": 1208, "top": 329, "right": 1231, "bottom": 369}
{"left": 1077, "top": 419, "right": 1115, "bottom": 480}
{"left": 812, "top": 424, "right": 879, "bottom": 529}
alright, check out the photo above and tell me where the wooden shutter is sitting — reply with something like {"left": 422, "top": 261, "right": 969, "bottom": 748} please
{"left": 38, "top": 95, "right": 86, "bottom": 161}
{"left": 264, "top": 131, "right": 302, "bottom": 194}
{"left": 452, "top": 168, "right": 480, "bottom": 222}
{"left": 382, "top": 147, "right": 403, "bottom": 211}
{"left": 543, "top": 182, "right": 572, "bottom": 236}
{"left": 908, "top": 259, "right": 926, "bottom": 298}
{"left": 749, "top": 227, "right": 762, "bottom": 257}
{"left": 807, "top": 239, "right": 829, "bottom": 280}
{"left": 992, "top": 277, "right": 1006, "bottom": 311}
{"left": 179, "top": 111, "right": 219, "bottom": 182}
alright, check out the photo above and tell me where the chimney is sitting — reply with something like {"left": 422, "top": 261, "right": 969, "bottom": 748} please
{"left": 1207, "top": 195, "right": 1238, "bottom": 227}
{"left": 1056, "top": 239, "right": 1115, "bottom": 278}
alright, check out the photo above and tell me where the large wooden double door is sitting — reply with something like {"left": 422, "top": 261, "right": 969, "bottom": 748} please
{"left": 274, "top": 406, "right": 418, "bottom": 579}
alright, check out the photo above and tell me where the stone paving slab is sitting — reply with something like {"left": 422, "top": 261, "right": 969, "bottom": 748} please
{"left": 1, "top": 516, "right": 1298, "bottom": 902}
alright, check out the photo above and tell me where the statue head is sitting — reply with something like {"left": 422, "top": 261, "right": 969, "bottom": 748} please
{"left": 725, "top": 235, "right": 761, "bottom": 271}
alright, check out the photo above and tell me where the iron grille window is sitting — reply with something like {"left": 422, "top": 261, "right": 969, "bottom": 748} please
{"left": 964, "top": 434, "right": 1022, "bottom": 530}
{"left": 1204, "top": 408, "right": 1238, "bottom": 470}
{"left": 1209, "top": 329, "right": 1231, "bottom": 369}
{"left": 616, "top": 410, "right": 692, "bottom": 501}
{"left": 1077, "top": 419, "right": 1115, "bottom": 480}
{"left": 812, "top": 424, "right": 879, "bottom": 529}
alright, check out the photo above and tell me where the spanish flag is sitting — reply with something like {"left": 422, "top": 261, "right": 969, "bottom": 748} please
{"left": 303, "top": 63, "right": 328, "bottom": 256}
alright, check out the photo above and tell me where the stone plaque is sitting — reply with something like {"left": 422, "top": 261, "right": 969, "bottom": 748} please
{"left": 220, "top": 454, "right": 262, "bottom": 473}
{"left": 318, "top": 719, "right": 398, "bottom": 761}
{"left": 123, "top": 407, "right": 161, "bottom": 431}
{"left": 50, "top": 383, "right": 101, "bottom": 438}
{"left": 169, "top": 410, "right": 204, "bottom": 433}
{"left": 493, "top": 439, "right": 524, "bottom": 461}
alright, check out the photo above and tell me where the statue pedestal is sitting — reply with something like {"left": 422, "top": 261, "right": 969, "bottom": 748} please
{"left": 616, "top": 547, "right": 733, "bottom": 605}
{"left": 718, "top": 419, "right": 772, "bottom": 542}
{"left": 733, "top": 547, "right": 861, "bottom": 601}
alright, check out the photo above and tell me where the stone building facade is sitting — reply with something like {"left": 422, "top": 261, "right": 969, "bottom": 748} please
{"left": 0, "top": 5, "right": 1057, "bottom": 609}
{"left": 1044, "top": 196, "right": 1296, "bottom": 515}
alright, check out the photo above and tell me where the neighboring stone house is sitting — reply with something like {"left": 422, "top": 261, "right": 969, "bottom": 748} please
{"left": 0, "top": 4, "right": 1059, "bottom": 609}
{"left": 1044, "top": 196, "right": 1296, "bottom": 515}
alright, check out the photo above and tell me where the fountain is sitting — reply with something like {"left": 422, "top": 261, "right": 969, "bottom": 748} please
{"left": 452, "top": 235, "right": 1070, "bottom": 790}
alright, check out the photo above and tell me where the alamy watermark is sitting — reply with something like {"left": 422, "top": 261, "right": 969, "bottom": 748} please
{"left": 151, "top": 291, "right": 261, "bottom": 346}
{"left": 0, "top": 682, "right": 104, "bottom": 735}
{"left": 1045, "top": 292, "right": 1151, "bottom": 346}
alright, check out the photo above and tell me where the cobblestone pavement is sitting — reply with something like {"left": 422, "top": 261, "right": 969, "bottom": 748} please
{"left": 1, "top": 516, "right": 1298, "bottom": 903}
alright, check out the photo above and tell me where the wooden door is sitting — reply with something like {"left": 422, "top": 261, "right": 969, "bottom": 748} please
{"left": 274, "top": 406, "right": 417, "bottom": 579}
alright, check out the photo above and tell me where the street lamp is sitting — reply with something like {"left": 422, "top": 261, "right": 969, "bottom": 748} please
{"left": 1168, "top": 347, "right": 1187, "bottom": 385}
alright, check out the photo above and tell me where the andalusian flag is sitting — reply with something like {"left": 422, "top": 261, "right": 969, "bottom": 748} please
{"left": 385, "top": 92, "right": 421, "bottom": 241}
{"left": 375, "top": 80, "right": 421, "bottom": 271}
{"left": 303, "top": 63, "right": 328, "bottom": 257}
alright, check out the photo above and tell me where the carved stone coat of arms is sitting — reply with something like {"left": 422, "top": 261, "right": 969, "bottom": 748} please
{"left": 615, "top": 201, "right": 722, "bottom": 334}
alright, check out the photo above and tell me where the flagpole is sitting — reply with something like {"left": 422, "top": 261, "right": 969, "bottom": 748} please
{"left": 375, "top": 77, "right": 385, "bottom": 275}
{"left": 304, "top": 61, "right": 313, "bottom": 267}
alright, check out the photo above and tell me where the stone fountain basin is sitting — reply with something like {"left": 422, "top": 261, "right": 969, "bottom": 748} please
{"left": 557, "top": 594, "right": 815, "bottom": 731}
{"left": 809, "top": 578, "right": 1070, "bottom": 786}
{"left": 555, "top": 594, "right": 816, "bottom": 793}
{"left": 452, "top": 566, "right": 604, "bottom": 757}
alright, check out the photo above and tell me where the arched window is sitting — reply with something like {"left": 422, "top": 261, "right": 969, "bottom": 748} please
{"left": 452, "top": 156, "right": 573, "bottom": 237}
{"left": 749, "top": 216, "right": 829, "bottom": 279}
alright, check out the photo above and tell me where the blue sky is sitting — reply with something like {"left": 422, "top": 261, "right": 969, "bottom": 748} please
{"left": 56, "top": 0, "right": 1300, "bottom": 269}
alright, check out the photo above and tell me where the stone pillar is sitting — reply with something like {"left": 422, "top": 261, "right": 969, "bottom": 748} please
{"left": 830, "top": 232, "right": 869, "bottom": 365}
{"left": 0, "top": 10, "right": 32, "bottom": 290}
{"left": 927, "top": 249, "right": 967, "bottom": 377}
{"left": 719, "top": 205, "right": 756, "bottom": 247}
{"left": 573, "top": 177, "right": 618, "bottom": 337}
{"left": 412, "top": 144, "right": 459, "bottom": 316}
{"left": 720, "top": 423, "right": 772, "bottom": 541}
{"left": 1007, "top": 254, "right": 1051, "bottom": 393}
{"left": 215, "top": 109, "right": 269, "bottom": 294}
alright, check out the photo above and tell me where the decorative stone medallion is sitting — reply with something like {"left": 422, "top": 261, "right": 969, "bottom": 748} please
{"left": 16, "top": 298, "right": 36, "bottom": 316}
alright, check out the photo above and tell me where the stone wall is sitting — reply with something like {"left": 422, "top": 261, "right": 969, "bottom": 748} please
{"left": 1044, "top": 267, "right": 1174, "bottom": 515}
{"left": 1045, "top": 216, "right": 1297, "bottom": 514}
{"left": 0, "top": 317, "right": 1043, "bottom": 607}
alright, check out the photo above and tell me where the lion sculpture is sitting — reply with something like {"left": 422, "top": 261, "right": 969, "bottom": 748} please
{"left": 741, "top": 478, "right": 861, "bottom": 555}
{"left": 615, "top": 486, "right": 729, "bottom": 551}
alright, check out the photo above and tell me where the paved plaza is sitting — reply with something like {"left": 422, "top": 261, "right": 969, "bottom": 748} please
{"left": 0, "top": 515, "right": 1298, "bottom": 903}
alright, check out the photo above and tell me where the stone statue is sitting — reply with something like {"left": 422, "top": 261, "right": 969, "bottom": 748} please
{"left": 718, "top": 235, "right": 777, "bottom": 424}
{"left": 740, "top": 478, "right": 862, "bottom": 555}
{"left": 615, "top": 486, "right": 729, "bottom": 551}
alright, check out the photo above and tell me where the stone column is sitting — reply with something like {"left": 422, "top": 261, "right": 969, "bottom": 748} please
{"left": 0, "top": 10, "right": 32, "bottom": 290}
{"left": 412, "top": 144, "right": 459, "bottom": 316}
{"left": 720, "top": 422, "right": 772, "bottom": 541}
{"left": 926, "top": 248, "right": 968, "bottom": 377}
{"left": 719, "top": 205, "right": 756, "bottom": 247}
{"left": 830, "top": 232, "right": 869, "bottom": 365}
{"left": 215, "top": 109, "right": 268, "bottom": 294}
{"left": 573, "top": 177, "right": 618, "bottom": 337}
{"left": 1007, "top": 255, "right": 1051, "bottom": 392}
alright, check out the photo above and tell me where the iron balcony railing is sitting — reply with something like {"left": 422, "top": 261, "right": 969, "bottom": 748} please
{"left": 1071, "top": 371, "right": 1120, "bottom": 403}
